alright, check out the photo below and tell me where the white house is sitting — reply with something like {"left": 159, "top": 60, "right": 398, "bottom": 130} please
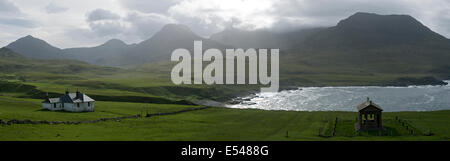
{"left": 42, "top": 89, "right": 95, "bottom": 112}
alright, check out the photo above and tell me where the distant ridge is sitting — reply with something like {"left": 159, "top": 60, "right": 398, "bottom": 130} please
{"left": 63, "top": 38, "right": 132, "bottom": 66}
{"left": 100, "top": 39, "right": 127, "bottom": 47}
{"left": 0, "top": 47, "right": 24, "bottom": 58}
{"left": 63, "top": 24, "right": 228, "bottom": 66}
{"left": 122, "top": 23, "right": 229, "bottom": 65}
{"left": 304, "top": 12, "right": 449, "bottom": 49}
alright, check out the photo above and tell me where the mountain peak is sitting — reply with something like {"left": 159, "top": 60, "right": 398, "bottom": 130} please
{"left": 142, "top": 23, "right": 201, "bottom": 45}
{"left": 160, "top": 24, "right": 193, "bottom": 33}
{"left": 101, "top": 39, "right": 126, "bottom": 47}
{"left": 152, "top": 24, "right": 200, "bottom": 40}
{"left": 6, "top": 35, "right": 63, "bottom": 59}
{"left": 304, "top": 12, "right": 448, "bottom": 49}
{"left": 333, "top": 12, "right": 446, "bottom": 42}
{"left": 337, "top": 12, "right": 418, "bottom": 28}
{"left": 14, "top": 35, "right": 51, "bottom": 45}
{"left": 350, "top": 12, "right": 386, "bottom": 17}
{"left": 19, "top": 35, "right": 41, "bottom": 41}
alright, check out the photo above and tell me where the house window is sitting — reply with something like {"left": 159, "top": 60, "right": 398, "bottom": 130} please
{"left": 62, "top": 103, "right": 64, "bottom": 108}
{"left": 77, "top": 103, "right": 80, "bottom": 107}
{"left": 53, "top": 103, "right": 56, "bottom": 108}
{"left": 88, "top": 102, "right": 90, "bottom": 107}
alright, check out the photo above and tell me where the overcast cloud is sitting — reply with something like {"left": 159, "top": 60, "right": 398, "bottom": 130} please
{"left": 0, "top": 0, "right": 449, "bottom": 48}
{"left": 44, "top": 2, "right": 69, "bottom": 14}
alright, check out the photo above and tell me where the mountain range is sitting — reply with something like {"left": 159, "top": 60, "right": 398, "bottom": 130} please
{"left": 3, "top": 12, "right": 450, "bottom": 77}
{"left": 6, "top": 24, "right": 230, "bottom": 67}
{"left": 0, "top": 47, "right": 116, "bottom": 75}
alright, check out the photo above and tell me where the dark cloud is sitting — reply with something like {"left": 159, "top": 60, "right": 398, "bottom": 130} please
{"left": 45, "top": 3, "right": 68, "bottom": 14}
{"left": 0, "top": 18, "right": 36, "bottom": 28}
{"left": 0, "top": 0, "right": 35, "bottom": 28}
{"left": 0, "top": 0, "right": 21, "bottom": 14}
{"left": 87, "top": 9, "right": 121, "bottom": 22}
{"left": 164, "top": 0, "right": 450, "bottom": 38}
{"left": 83, "top": 9, "right": 173, "bottom": 39}
{"left": 124, "top": 11, "right": 175, "bottom": 39}
{"left": 89, "top": 21, "right": 124, "bottom": 37}
{"left": 266, "top": 0, "right": 417, "bottom": 31}
{"left": 169, "top": 14, "right": 228, "bottom": 37}
{"left": 119, "top": 0, "right": 178, "bottom": 14}
{"left": 2, "top": 0, "right": 449, "bottom": 48}
{"left": 84, "top": 9, "right": 124, "bottom": 37}
{"left": 276, "top": 0, "right": 412, "bottom": 17}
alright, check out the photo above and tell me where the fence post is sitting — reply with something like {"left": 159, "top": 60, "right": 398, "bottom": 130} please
{"left": 332, "top": 117, "right": 338, "bottom": 136}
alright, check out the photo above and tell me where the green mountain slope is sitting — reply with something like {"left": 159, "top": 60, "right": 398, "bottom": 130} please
{"left": 6, "top": 35, "right": 65, "bottom": 59}
{"left": 0, "top": 47, "right": 118, "bottom": 75}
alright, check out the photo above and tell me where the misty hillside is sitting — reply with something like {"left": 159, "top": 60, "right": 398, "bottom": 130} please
{"left": 65, "top": 24, "right": 229, "bottom": 66}
{"left": 123, "top": 24, "right": 230, "bottom": 65}
{"left": 289, "top": 12, "right": 450, "bottom": 74}
{"left": 0, "top": 47, "right": 118, "bottom": 75}
{"left": 2, "top": 12, "right": 450, "bottom": 78}
{"left": 303, "top": 12, "right": 449, "bottom": 50}
{"left": 210, "top": 27, "right": 284, "bottom": 49}
{"left": 63, "top": 39, "right": 134, "bottom": 66}
{"left": 210, "top": 27, "right": 323, "bottom": 50}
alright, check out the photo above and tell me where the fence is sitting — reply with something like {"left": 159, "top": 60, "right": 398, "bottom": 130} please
{"left": 0, "top": 106, "right": 211, "bottom": 126}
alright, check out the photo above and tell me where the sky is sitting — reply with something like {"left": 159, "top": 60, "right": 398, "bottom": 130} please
{"left": 0, "top": 0, "right": 449, "bottom": 48}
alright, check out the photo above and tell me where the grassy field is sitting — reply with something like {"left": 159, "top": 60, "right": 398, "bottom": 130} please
{"left": 1, "top": 50, "right": 449, "bottom": 141}
{"left": 0, "top": 96, "right": 448, "bottom": 141}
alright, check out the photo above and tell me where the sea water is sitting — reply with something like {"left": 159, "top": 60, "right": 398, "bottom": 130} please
{"left": 227, "top": 81, "right": 450, "bottom": 112}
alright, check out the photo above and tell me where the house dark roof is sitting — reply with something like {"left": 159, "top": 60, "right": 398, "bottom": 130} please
{"left": 42, "top": 92, "right": 94, "bottom": 103}
{"left": 60, "top": 93, "right": 95, "bottom": 103}
{"left": 357, "top": 100, "right": 383, "bottom": 111}
{"left": 42, "top": 98, "right": 60, "bottom": 103}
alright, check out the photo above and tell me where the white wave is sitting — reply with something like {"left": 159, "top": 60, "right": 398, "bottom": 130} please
{"left": 226, "top": 84, "right": 450, "bottom": 112}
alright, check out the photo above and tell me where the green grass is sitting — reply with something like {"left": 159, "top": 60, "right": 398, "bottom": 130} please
{"left": 0, "top": 96, "right": 448, "bottom": 141}
{"left": 1, "top": 49, "right": 449, "bottom": 141}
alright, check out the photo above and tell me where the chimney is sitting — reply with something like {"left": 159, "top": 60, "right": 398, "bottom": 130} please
{"left": 65, "top": 89, "right": 69, "bottom": 95}
{"left": 76, "top": 88, "right": 81, "bottom": 99}
{"left": 45, "top": 92, "right": 50, "bottom": 101}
